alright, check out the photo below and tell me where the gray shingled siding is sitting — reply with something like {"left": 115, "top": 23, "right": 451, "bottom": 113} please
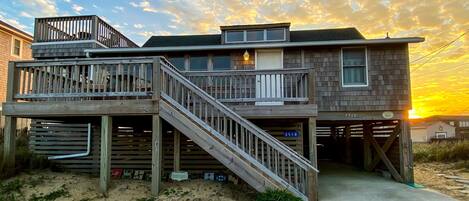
{"left": 284, "top": 44, "right": 410, "bottom": 112}
{"left": 32, "top": 42, "right": 105, "bottom": 59}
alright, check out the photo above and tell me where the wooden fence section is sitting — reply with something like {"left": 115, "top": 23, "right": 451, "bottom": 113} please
{"left": 34, "top": 16, "right": 138, "bottom": 48}
{"left": 12, "top": 58, "right": 154, "bottom": 101}
{"left": 184, "top": 68, "right": 311, "bottom": 104}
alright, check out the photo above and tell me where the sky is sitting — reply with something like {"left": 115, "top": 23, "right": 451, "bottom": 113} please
{"left": 0, "top": 0, "right": 468, "bottom": 118}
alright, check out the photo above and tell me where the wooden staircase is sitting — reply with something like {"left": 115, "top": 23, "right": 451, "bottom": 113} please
{"left": 158, "top": 58, "right": 318, "bottom": 200}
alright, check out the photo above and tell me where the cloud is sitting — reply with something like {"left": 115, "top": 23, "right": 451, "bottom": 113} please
{"left": 129, "top": 0, "right": 158, "bottom": 13}
{"left": 18, "top": 0, "right": 58, "bottom": 17}
{"left": 134, "top": 24, "right": 144, "bottom": 29}
{"left": 115, "top": 6, "right": 124, "bottom": 11}
{"left": 20, "top": 11, "right": 33, "bottom": 18}
{"left": 72, "top": 4, "right": 84, "bottom": 14}
{"left": 138, "top": 31, "right": 171, "bottom": 37}
{"left": 0, "top": 14, "right": 29, "bottom": 31}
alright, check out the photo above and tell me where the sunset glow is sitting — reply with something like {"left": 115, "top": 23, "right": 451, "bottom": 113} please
{"left": 1, "top": 0, "right": 468, "bottom": 118}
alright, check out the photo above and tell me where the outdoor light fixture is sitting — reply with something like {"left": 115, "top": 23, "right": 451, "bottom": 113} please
{"left": 243, "top": 50, "right": 250, "bottom": 61}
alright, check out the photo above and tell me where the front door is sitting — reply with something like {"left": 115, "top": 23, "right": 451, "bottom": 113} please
{"left": 255, "top": 49, "right": 283, "bottom": 105}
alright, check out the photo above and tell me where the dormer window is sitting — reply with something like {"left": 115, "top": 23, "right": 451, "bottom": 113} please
{"left": 225, "top": 28, "right": 286, "bottom": 43}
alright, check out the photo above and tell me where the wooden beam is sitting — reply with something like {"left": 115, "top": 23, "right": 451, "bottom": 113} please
{"left": 399, "top": 119, "right": 414, "bottom": 183}
{"left": 307, "top": 117, "right": 318, "bottom": 201}
{"left": 368, "top": 124, "right": 400, "bottom": 171}
{"left": 151, "top": 114, "right": 163, "bottom": 196}
{"left": 2, "top": 100, "right": 159, "bottom": 117}
{"left": 1, "top": 116, "right": 17, "bottom": 177}
{"left": 366, "top": 132, "right": 403, "bottom": 182}
{"left": 344, "top": 125, "right": 352, "bottom": 164}
{"left": 230, "top": 104, "right": 317, "bottom": 118}
{"left": 317, "top": 111, "right": 405, "bottom": 121}
{"left": 100, "top": 115, "right": 112, "bottom": 196}
{"left": 307, "top": 68, "right": 315, "bottom": 104}
{"left": 363, "top": 122, "right": 372, "bottom": 171}
{"left": 173, "top": 130, "right": 181, "bottom": 171}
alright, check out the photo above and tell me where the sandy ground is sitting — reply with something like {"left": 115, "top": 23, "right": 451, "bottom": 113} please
{"left": 414, "top": 162, "right": 469, "bottom": 201}
{"left": 1, "top": 170, "right": 256, "bottom": 201}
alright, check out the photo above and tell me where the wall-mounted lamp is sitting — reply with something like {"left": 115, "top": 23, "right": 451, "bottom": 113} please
{"left": 243, "top": 50, "right": 250, "bottom": 61}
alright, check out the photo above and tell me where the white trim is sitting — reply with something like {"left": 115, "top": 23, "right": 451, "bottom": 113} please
{"left": 225, "top": 28, "right": 287, "bottom": 43}
{"left": 340, "top": 47, "right": 369, "bottom": 87}
{"left": 32, "top": 39, "right": 108, "bottom": 48}
{"left": 435, "top": 132, "right": 447, "bottom": 139}
{"left": 86, "top": 37, "right": 425, "bottom": 55}
{"left": 11, "top": 36, "right": 22, "bottom": 58}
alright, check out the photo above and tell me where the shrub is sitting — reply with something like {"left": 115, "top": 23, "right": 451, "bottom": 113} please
{"left": 413, "top": 140, "right": 469, "bottom": 163}
{"left": 256, "top": 189, "right": 302, "bottom": 201}
{"left": 0, "top": 128, "right": 51, "bottom": 179}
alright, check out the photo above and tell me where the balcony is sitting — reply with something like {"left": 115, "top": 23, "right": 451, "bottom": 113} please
{"left": 3, "top": 57, "right": 316, "bottom": 117}
{"left": 33, "top": 16, "right": 138, "bottom": 58}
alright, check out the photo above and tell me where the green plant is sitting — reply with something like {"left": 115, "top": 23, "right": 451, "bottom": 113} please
{"left": 135, "top": 197, "right": 155, "bottom": 201}
{"left": 29, "top": 186, "right": 70, "bottom": 201}
{"left": 0, "top": 179, "right": 25, "bottom": 201}
{"left": 413, "top": 140, "right": 469, "bottom": 163}
{"left": 256, "top": 189, "right": 302, "bottom": 201}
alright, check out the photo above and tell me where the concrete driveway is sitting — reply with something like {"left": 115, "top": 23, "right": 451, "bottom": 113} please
{"left": 318, "top": 162, "right": 456, "bottom": 201}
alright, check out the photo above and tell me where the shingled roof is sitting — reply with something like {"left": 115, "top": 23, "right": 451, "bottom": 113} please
{"left": 142, "top": 27, "right": 365, "bottom": 47}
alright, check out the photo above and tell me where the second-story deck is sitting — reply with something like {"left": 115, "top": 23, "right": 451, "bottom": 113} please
{"left": 3, "top": 57, "right": 317, "bottom": 118}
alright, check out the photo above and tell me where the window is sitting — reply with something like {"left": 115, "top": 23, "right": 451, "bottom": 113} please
{"left": 225, "top": 28, "right": 286, "bottom": 43}
{"left": 266, "top": 28, "right": 285, "bottom": 40}
{"left": 246, "top": 30, "right": 264, "bottom": 41}
{"left": 12, "top": 38, "right": 21, "bottom": 56}
{"left": 189, "top": 56, "right": 208, "bottom": 71}
{"left": 342, "top": 48, "right": 367, "bottom": 86}
{"left": 435, "top": 132, "right": 447, "bottom": 139}
{"left": 168, "top": 56, "right": 186, "bottom": 71}
{"left": 212, "top": 55, "right": 231, "bottom": 70}
{"left": 460, "top": 121, "right": 469, "bottom": 127}
{"left": 226, "top": 31, "right": 244, "bottom": 42}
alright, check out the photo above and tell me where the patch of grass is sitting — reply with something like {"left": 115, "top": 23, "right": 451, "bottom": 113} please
{"left": 135, "top": 197, "right": 155, "bottom": 201}
{"left": 0, "top": 179, "right": 25, "bottom": 201}
{"left": 413, "top": 140, "right": 469, "bottom": 163}
{"left": 256, "top": 189, "right": 302, "bottom": 201}
{"left": 29, "top": 185, "right": 70, "bottom": 201}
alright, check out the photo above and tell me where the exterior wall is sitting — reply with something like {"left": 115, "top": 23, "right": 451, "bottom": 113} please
{"left": 0, "top": 29, "right": 32, "bottom": 103}
{"left": 411, "top": 127, "right": 428, "bottom": 142}
{"left": 32, "top": 42, "right": 105, "bottom": 59}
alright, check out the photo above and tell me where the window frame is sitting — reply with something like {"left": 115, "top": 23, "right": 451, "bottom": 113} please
{"left": 225, "top": 28, "right": 286, "bottom": 43}
{"left": 11, "top": 37, "right": 22, "bottom": 57}
{"left": 340, "top": 47, "right": 369, "bottom": 87}
{"left": 435, "top": 132, "right": 447, "bottom": 139}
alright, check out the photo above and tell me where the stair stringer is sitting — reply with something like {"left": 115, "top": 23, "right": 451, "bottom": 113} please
{"left": 159, "top": 100, "right": 289, "bottom": 193}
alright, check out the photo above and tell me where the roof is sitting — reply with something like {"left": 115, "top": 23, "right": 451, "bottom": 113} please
{"left": 410, "top": 120, "right": 455, "bottom": 129}
{"left": 0, "top": 19, "right": 33, "bottom": 41}
{"left": 143, "top": 27, "right": 365, "bottom": 48}
{"left": 143, "top": 34, "right": 220, "bottom": 47}
{"left": 220, "top": 22, "right": 291, "bottom": 31}
{"left": 88, "top": 37, "right": 424, "bottom": 55}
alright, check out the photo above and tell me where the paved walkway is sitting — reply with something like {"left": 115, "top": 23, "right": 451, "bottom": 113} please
{"left": 318, "top": 162, "right": 456, "bottom": 201}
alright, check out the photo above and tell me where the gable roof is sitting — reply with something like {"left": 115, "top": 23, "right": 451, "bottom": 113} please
{"left": 143, "top": 27, "right": 365, "bottom": 47}
{"left": 0, "top": 19, "right": 33, "bottom": 41}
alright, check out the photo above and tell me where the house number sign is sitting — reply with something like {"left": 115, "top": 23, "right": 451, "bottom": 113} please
{"left": 284, "top": 130, "right": 299, "bottom": 137}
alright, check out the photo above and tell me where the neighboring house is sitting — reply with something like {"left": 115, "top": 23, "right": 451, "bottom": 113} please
{"left": 410, "top": 121, "right": 456, "bottom": 142}
{"left": 1, "top": 16, "right": 424, "bottom": 201}
{"left": 411, "top": 115, "right": 469, "bottom": 141}
{"left": 0, "top": 20, "right": 32, "bottom": 129}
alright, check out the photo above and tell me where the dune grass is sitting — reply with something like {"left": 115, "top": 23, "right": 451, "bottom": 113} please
{"left": 413, "top": 140, "right": 469, "bottom": 169}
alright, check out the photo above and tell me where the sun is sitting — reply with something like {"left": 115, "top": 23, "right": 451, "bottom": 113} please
{"left": 408, "top": 109, "right": 422, "bottom": 119}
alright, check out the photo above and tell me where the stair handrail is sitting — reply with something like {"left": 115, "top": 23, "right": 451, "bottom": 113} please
{"left": 159, "top": 57, "right": 318, "bottom": 172}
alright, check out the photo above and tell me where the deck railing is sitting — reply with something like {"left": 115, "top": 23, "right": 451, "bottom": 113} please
{"left": 34, "top": 15, "right": 138, "bottom": 48}
{"left": 11, "top": 58, "right": 154, "bottom": 101}
{"left": 184, "top": 68, "right": 314, "bottom": 104}
{"left": 10, "top": 58, "right": 314, "bottom": 104}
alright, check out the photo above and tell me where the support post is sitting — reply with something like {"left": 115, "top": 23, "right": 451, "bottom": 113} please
{"left": 307, "top": 68, "right": 315, "bottom": 104}
{"left": 344, "top": 125, "right": 352, "bottom": 164}
{"left": 100, "top": 115, "right": 112, "bottom": 196}
{"left": 173, "top": 130, "right": 180, "bottom": 171}
{"left": 2, "top": 116, "right": 17, "bottom": 176}
{"left": 151, "top": 114, "right": 163, "bottom": 196}
{"left": 307, "top": 117, "right": 318, "bottom": 201}
{"left": 399, "top": 119, "right": 414, "bottom": 183}
{"left": 363, "top": 122, "right": 372, "bottom": 171}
